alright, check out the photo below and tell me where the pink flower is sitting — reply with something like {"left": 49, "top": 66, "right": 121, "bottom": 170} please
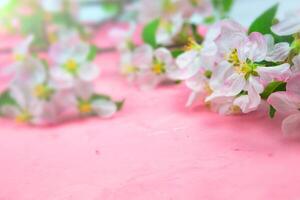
{"left": 121, "top": 44, "right": 177, "bottom": 89}
{"left": 207, "top": 32, "right": 291, "bottom": 113}
{"left": 268, "top": 74, "right": 300, "bottom": 135}
{"left": 271, "top": 10, "right": 300, "bottom": 36}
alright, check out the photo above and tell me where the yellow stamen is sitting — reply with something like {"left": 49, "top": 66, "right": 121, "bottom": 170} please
{"left": 78, "top": 101, "right": 93, "bottom": 114}
{"left": 204, "top": 83, "right": 213, "bottom": 95}
{"left": 15, "top": 111, "right": 32, "bottom": 123}
{"left": 185, "top": 38, "right": 202, "bottom": 51}
{"left": 189, "top": 0, "right": 202, "bottom": 6}
{"left": 230, "top": 105, "right": 241, "bottom": 114}
{"left": 152, "top": 62, "right": 166, "bottom": 75}
{"left": 121, "top": 65, "right": 139, "bottom": 75}
{"left": 162, "top": 0, "right": 176, "bottom": 13}
{"left": 34, "top": 84, "right": 52, "bottom": 100}
{"left": 226, "top": 49, "right": 240, "bottom": 66}
{"left": 48, "top": 33, "right": 58, "bottom": 44}
{"left": 64, "top": 59, "right": 78, "bottom": 74}
{"left": 160, "top": 20, "right": 173, "bottom": 33}
{"left": 14, "top": 54, "right": 25, "bottom": 62}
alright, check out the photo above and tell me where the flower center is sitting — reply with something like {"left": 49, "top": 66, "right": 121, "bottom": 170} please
{"left": 162, "top": 0, "right": 176, "bottom": 13}
{"left": 15, "top": 111, "right": 32, "bottom": 123}
{"left": 235, "top": 62, "right": 259, "bottom": 79}
{"left": 189, "top": 0, "right": 201, "bottom": 6}
{"left": 121, "top": 65, "right": 139, "bottom": 75}
{"left": 185, "top": 38, "right": 203, "bottom": 51}
{"left": 204, "top": 83, "right": 213, "bottom": 95}
{"left": 152, "top": 61, "right": 166, "bottom": 75}
{"left": 230, "top": 105, "right": 241, "bottom": 114}
{"left": 78, "top": 101, "right": 93, "bottom": 114}
{"left": 64, "top": 59, "right": 78, "bottom": 75}
{"left": 34, "top": 84, "right": 53, "bottom": 100}
{"left": 227, "top": 49, "right": 258, "bottom": 79}
{"left": 160, "top": 20, "right": 173, "bottom": 33}
{"left": 227, "top": 49, "right": 240, "bottom": 66}
{"left": 14, "top": 54, "right": 25, "bottom": 62}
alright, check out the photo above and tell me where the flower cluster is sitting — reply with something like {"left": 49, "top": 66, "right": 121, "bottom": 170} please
{"left": 0, "top": 33, "right": 123, "bottom": 125}
{"left": 168, "top": 6, "right": 300, "bottom": 135}
{"left": 115, "top": 0, "right": 234, "bottom": 89}
{"left": 131, "top": 0, "right": 212, "bottom": 45}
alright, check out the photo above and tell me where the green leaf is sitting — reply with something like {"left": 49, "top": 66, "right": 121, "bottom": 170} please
{"left": 142, "top": 19, "right": 160, "bottom": 48}
{"left": 203, "top": 16, "right": 216, "bottom": 24}
{"left": 171, "top": 49, "right": 184, "bottom": 58}
{"left": 248, "top": 4, "right": 278, "bottom": 34}
{"left": 269, "top": 106, "right": 276, "bottom": 118}
{"left": 191, "top": 24, "right": 203, "bottom": 43}
{"left": 261, "top": 81, "right": 286, "bottom": 100}
{"left": 20, "top": 13, "right": 48, "bottom": 49}
{"left": 90, "top": 94, "right": 112, "bottom": 102}
{"left": 212, "top": 0, "right": 234, "bottom": 18}
{"left": 115, "top": 100, "right": 125, "bottom": 111}
{"left": 87, "top": 45, "right": 98, "bottom": 61}
{"left": 0, "top": 90, "right": 17, "bottom": 115}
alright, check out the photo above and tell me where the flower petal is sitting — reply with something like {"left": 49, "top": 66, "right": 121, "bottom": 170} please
{"left": 271, "top": 13, "right": 300, "bottom": 36}
{"left": 78, "top": 63, "right": 100, "bottom": 82}
{"left": 257, "top": 63, "right": 291, "bottom": 83}
{"left": 173, "top": 50, "right": 201, "bottom": 80}
{"left": 282, "top": 113, "right": 300, "bottom": 136}
{"left": 266, "top": 42, "right": 290, "bottom": 62}
{"left": 268, "top": 92, "right": 299, "bottom": 115}
{"left": 50, "top": 67, "right": 74, "bottom": 89}
{"left": 92, "top": 99, "right": 117, "bottom": 118}
{"left": 154, "top": 48, "right": 173, "bottom": 67}
{"left": 238, "top": 32, "right": 267, "bottom": 62}
{"left": 292, "top": 55, "right": 300, "bottom": 73}
{"left": 287, "top": 73, "right": 300, "bottom": 97}
{"left": 133, "top": 44, "right": 153, "bottom": 70}
{"left": 223, "top": 72, "right": 246, "bottom": 96}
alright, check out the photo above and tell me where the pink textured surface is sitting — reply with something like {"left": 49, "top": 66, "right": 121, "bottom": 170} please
{"left": 1, "top": 25, "right": 300, "bottom": 200}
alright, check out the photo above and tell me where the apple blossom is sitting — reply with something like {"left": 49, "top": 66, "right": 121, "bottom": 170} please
{"left": 268, "top": 74, "right": 300, "bottom": 135}
{"left": 271, "top": 10, "right": 300, "bottom": 36}
{"left": 49, "top": 35, "right": 100, "bottom": 89}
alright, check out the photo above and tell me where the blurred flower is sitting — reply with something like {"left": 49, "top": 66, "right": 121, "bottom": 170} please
{"left": 134, "top": 0, "right": 212, "bottom": 24}
{"left": 49, "top": 35, "right": 99, "bottom": 88}
{"left": 12, "top": 35, "right": 33, "bottom": 62}
{"left": 271, "top": 10, "right": 300, "bottom": 36}
{"left": 1, "top": 83, "right": 46, "bottom": 125}
{"left": 39, "top": 0, "right": 63, "bottom": 13}
{"left": 120, "top": 44, "right": 177, "bottom": 89}
{"left": 268, "top": 74, "right": 300, "bottom": 135}
{"left": 156, "top": 14, "right": 184, "bottom": 45}
{"left": 73, "top": 81, "right": 118, "bottom": 118}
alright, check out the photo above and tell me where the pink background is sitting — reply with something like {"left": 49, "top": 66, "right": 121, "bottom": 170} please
{"left": 0, "top": 25, "right": 300, "bottom": 200}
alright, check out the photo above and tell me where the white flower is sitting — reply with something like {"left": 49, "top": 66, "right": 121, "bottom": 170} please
{"left": 13, "top": 35, "right": 33, "bottom": 62}
{"left": 121, "top": 44, "right": 177, "bottom": 89}
{"left": 134, "top": 0, "right": 212, "bottom": 24}
{"left": 271, "top": 10, "right": 300, "bottom": 36}
{"left": 1, "top": 83, "right": 46, "bottom": 124}
{"left": 291, "top": 55, "right": 300, "bottom": 73}
{"left": 73, "top": 81, "right": 118, "bottom": 118}
{"left": 265, "top": 34, "right": 290, "bottom": 62}
{"left": 173, "top": 38, "right": 216, "bottom": 80}
{"left": 49, "top": 38, "right": 100, "bottom": 89}
{"left": 207, "top": 32, "right": 291, "bottom": 113}
{"left": 109, "top": 23, "right": 136, "bottom": 53}
{"left": 3, "top": 35, "right": 34, "bottom": 76}
{"left": 156, "top": 14, "right": 184, "bottom": 45}
{"left": 268, "top": 74, "right": 300, "bottom": 136}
